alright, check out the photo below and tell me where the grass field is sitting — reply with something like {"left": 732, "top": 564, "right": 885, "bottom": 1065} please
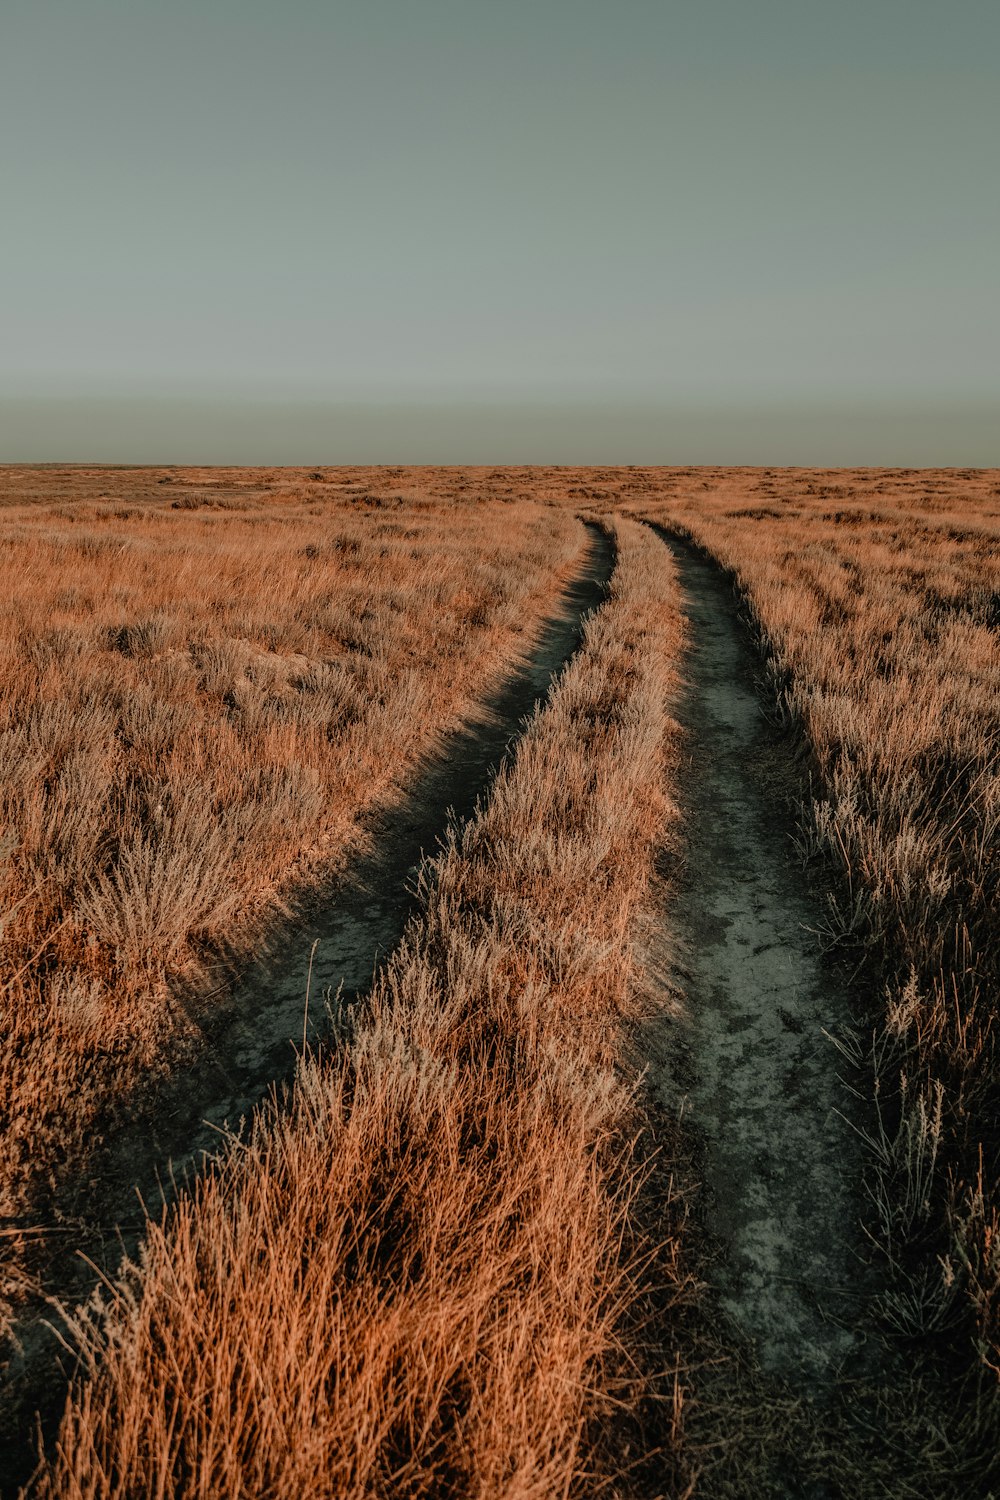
{"left": 0, "top": 468, "right": 582, "bottom": 1328}
{"left": 4, "top": 466, "right": 1000, "bottom": 1496}
{"left": 16, "top": 508, "right": 694, "bottom": 1497}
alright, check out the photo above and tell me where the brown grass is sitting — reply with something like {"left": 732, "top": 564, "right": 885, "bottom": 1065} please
{"left": 0, "top": 468, "right": 587, "bottom": 1307}
{"left": 11, "top": 462, "right": 1000, "bottom": 1492}
{"left": 23, "top": 514, "right": 692, "bottom": 1498}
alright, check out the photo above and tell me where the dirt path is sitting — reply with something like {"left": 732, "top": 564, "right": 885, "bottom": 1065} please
{"left": 646, "top": 527, "right": 871, "bottom": 1394}
{"left": 0, "top": 522, "right": 614, "bottom": 1495}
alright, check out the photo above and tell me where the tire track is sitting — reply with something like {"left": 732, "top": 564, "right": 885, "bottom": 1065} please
{"left": 645, "top": 524, "right": 872, "bottom": 1391}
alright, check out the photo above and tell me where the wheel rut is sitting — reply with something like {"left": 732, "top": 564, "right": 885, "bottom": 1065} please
{"left": 644, "top": 527, "right": 876, "bottom": 1447}
{"left": 0, "top": 520, "right": 615, "bottom": 1495}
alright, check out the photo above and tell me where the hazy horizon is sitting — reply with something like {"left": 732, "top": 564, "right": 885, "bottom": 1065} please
{"left": 3, "top": 393, "right": 998, "bottom": 468}
{"left": 3, "top": 1, "right": 997, "bottom": 463}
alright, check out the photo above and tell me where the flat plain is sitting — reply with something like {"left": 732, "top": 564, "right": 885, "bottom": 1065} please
{"left": 2, "top": 466, "right": 999, "bottom": 1497}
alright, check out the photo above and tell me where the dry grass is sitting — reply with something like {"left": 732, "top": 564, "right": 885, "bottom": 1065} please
{"left": 0, "top": 467, "right": 589, "bottom": 1304}
{"left": 629, "top": 468, "right": 1000, "bottom": 1426}
{"left": 23, "top": 515, "right": 693, "bottom": 1498}
{"left": 12, "top": 462, "right": 1000, "bottom": 1493}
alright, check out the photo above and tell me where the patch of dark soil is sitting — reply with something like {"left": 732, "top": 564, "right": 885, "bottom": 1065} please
{"left": 0, "top": 522, "right": 614, "bottom": 1496}
{"left": 646, "top": 528, "right": 871, "bottom": 1383}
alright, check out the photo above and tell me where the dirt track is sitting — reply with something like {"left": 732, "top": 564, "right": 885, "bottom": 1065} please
{"left": 4, "top": 517, "right": 885, "bottom": 1493}
{"left": 0, "top": 520, "right": 614, "bottom": 1495}
{"left": 647, "top": 527, "right": 871, "bottom": 1390}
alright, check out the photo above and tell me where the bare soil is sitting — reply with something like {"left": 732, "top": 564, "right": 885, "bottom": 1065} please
{"left": 0, "top": 523, "right": 614, "bottom": 1496}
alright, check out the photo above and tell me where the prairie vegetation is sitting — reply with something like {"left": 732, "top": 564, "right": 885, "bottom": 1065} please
{"left": 7, "top": 463, "right": 1000, "bottom": 1494}
{"left": 632, "top": 467, "right": 1000, "bottom": 1458}
{"left": 0, "top": 467, "right": 585, "bottom": 1299}
{"left": 24, "top": 515, "right": 694, "bottom": 1498}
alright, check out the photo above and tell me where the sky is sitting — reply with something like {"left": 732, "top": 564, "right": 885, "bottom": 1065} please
{"left": 1, "top": 0, "right": 997, "bottom": 463}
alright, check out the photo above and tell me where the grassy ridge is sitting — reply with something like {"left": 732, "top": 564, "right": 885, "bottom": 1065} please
{"left": 26, "top": 516, "right": 690, "bottom": 1498}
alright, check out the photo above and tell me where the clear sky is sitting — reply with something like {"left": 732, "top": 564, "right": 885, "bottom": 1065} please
{"left": 2, "top": 0, "right": 997, "bottom": 462}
